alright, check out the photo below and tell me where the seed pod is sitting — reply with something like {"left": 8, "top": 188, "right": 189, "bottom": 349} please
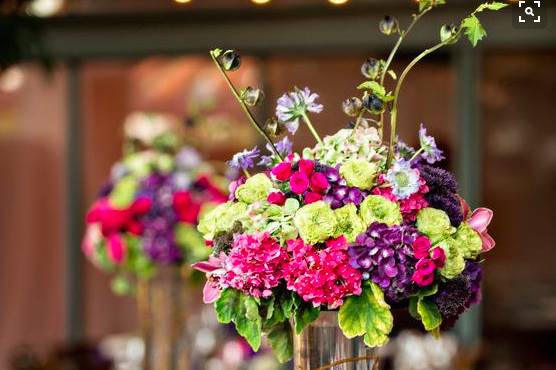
{"left": 264, "top": 117, "right": 283, "bottom": 138}
{"left": 363, "top": 94, "right": 385, "bottom": 114}
{"left": 218, "top": 49, "right": 241, "bottom": 71}
{"left": 361, "top": 58, "right": 381, "bottom": 80}
{"left": 379, "top": 16, "right": 399, "bottom": 36}
{"left": 241, "top": 86, "right": 265, "bottom": 106}
{"left": 440, "top": 24, "right": 459, "bottom": 43}
{"left": 342, "top": 97, "right": 363, "bottom": 117}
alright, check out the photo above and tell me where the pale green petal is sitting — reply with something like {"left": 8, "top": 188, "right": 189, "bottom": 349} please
{"left": 359, "top": 195, "right": 402, "bottom": 227}
{"left": 334, "top": 203, "right": 366, "bottom": 242}
{"left": 416, "top": 208, "right": 456, "bottom": 243}
{"left": 235, "top": 173, "right": 274, "bottom": 204}
{"left": 453, "top": 222, "right": 482, "bottom": 259}
{"left": 436, "top": 238, "right": 465, "bottom": 279}
{"left": 294, "top": 201, "right": 337, "bottom": 244}
{"left": 339, "top": 159, "right": 378, "bottom": 190}
{"left": 197, "top": 201, "right": 248, "bottom": 240}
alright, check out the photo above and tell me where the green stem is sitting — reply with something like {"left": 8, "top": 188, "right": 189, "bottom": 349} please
{"left": 409, "top": 147, "right": 424, "bottom": 162}
{"left": 242, "top": 168, "right": 251, "bottom": 178}
{"left": 301, "top": 113, "right": 323, "bottom": 145}
{"left": 209, "top": 51, "right": 283, "bottom": 161}
{"left": 386, "top": 33, "right": 459, "bottom": 168}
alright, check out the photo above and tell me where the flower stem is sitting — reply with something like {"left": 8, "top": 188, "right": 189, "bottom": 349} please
{"left": 409, "top": 147, "right": 424, "bottom": 162}
{"left": 242, "top": 168, "right": 251, "bottom": 178}
{"left": 301, "top": 113, "right": 323, "bottom": 145}
{"left": 209, "top": 51, "right": 283, "bottom": 161}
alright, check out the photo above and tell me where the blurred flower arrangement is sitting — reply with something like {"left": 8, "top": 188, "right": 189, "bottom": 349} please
{"left": 82, "top": 112, "right": 228, "bottom": 294}
{"left": 193, "top": 0, "right": 506, "bottom": 364}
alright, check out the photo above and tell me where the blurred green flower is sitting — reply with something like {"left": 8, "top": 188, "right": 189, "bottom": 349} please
{"left": 198, "top": 201, "right": 248, "bottom": 240}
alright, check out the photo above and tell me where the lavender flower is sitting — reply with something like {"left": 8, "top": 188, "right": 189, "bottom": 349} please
{"left": 227, "top": 147, "right": 260, "bottom": 171}
{"left": 258, "top": 136, "right": 293, "bottom": 167}
{"left": 395, "top": 138, "right": 416, "bottom": 160}
{"left": 175, "top": 146, "right": 202, "bottom": 170}
{"left": 348, "top": 222, "right": 419, "bottom": 303}
{"left": 385, "top": 159, "right": 421, "bottom": 200}
{"left": 275, "top": 87, "right": 323, "bottom": 134}
{"left": 419, "top": 124, "right": 445, "bottom": 164}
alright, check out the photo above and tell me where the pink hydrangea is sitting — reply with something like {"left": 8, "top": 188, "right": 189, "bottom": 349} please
{"left": 373, "top": 175, "right": 429, "bottom": 222}
{"left": 284, "top": 236, "right": 362, "bottom": 309}
{"left": 224, "top": 232, "right": 288, "bottom": 298}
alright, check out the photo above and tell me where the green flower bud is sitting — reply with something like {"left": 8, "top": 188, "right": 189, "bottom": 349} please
{"left": 379, "top": 16, "right": 399, "bottom": 36}
{"left": 360, "top": 195, "right": 403, "bottom": 227}
{"left": 264, "top": 117, "right": 283, "bottom": 138}
{"left": 241, "top": 86, "right": 265, "bottom": 107}
{"left": 235, "top": 173, "right": 274, "bottom": 204}
{"left": 218, "top": 49, "right": 241, "bottom": 71}
{"left": 362, "top": 94, "right": 385, "bottom": 114}
{"left": 416, "top": 208, "right": 455, "bottom": 243}
{"left": 436, "top": 238, "right": 465, "bottom": 280}
{"left": 440, "top": 23, "right": 459, "bottom": 44}
{"left": 294, "top": 201, "right": 338, "bottom": 244}
{"left": 197, "top": 201, "right": 248, "bottom": 240}
{"left": 334, "top": 203, "right": 366, "bottom": 242}
{"left": 340, "top": 159, "right": 378, "bottom": 190}
{"left": 453, "top": 222, "right": 482, "bottom": 259}
{"left": 342, "top": 97, "right": 363, "bottom": 117}
{"left": 361, "top": 58, "right": 381, "bottom": 80}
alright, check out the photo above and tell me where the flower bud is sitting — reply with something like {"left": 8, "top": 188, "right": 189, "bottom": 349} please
{"left": 241, "top": 86, "right": 264, "bottom": 106}
{"left": 379, "top": 16, "right": 399, "bottom": 36}
{"left": 440, "top": 24, "right": 459, "bottom": 43}
{"left": 363, "top": 94, "right": 385, "bottom": 114}
{"left": 218, "top": 49, "right": 241, "bottom": 71}
{"left": 342, "top": 97, "right": 363, "bottom": 117}
{"left": 264, "top": 117, "right": 283, "bottom": 138}
{"left": 361, "top": 58, "right": 381, "bottom": 80}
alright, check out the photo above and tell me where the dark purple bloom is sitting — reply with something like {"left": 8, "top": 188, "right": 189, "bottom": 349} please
{"left": 419, "top": 164, "right": 463, "bottom": 226}
{"left": 347, "top": 188, "right": 364, "bottom": 205}
{"left": 348, "top": 222, "right": 419, "bottom": 303}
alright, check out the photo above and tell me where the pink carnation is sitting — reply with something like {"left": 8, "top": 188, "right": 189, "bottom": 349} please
{"left": 310, "top": 172, "right": 329, "bottom": 194}
{"left": 271, "top": 162, "right": 292, "bottom": 181}
{"left": 284, "top": 236, "right": 362, "bottom": 309}
{"left": 298, "top": 159, "right": 315, "bottom": 177}
{"left": 304, "top": 192, "right": 323, "bottom": 204}
{"left": 290, "top": 171, "right": 310, "bottom": 194}
{"left": 268, "top": 191, "right": 286, "bottom": 205}
{"left": 412, "top": 235, "right": 432, "bottom": 259}
{"left": 224, "top": 233, "right": 288, "bottom": 298}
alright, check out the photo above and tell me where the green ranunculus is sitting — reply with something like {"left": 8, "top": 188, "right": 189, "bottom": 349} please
{"left": 109, "top": 176, "right": 138, "bottom": 208}
{"left": 416, "top": 208, "right": 456, "bottom": 243}
{"left": 334, "top": 203, "right": 366, "bottom": 242}
{"left": 436, "top": 238, "right": 465, "bottom": 279}
{"left": 294, "top": 201, "right": 338, "bottom": 244}
{"left": 235, "top": 173, "right": 274, "bottom": 204}
{"left": 453, "top": 222, "right": 482, "bottom": 259}
{"left": 197, "top": 201, "right": 248, "bottom": 240}
{"left": 359, "top": 195, "right": 402, "bottom": 227}
{"left": 339, "top": 159, "right": 378, "bottom": 190}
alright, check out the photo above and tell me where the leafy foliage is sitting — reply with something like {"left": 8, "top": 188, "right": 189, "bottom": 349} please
{"left": 461, "top": 15, "right": 486, "bottom": 47}
{"left": 409, "top": 284, "right": 442, "bottom": 332}
{"left": 267, "top": 322, "right": 293, "bottom": 363}
{"left": 293, "top": 297, "right": 320, "bottom": 335}
{"left": 418, "top": 0, "right": 446, "bottom": 12}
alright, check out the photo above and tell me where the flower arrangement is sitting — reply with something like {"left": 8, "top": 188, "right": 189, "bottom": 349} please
{"left": 194, "top": 0, "right": 505, "bottom": 363}
{"left": 82, "top": 115, "right": 228, "bottom": 294}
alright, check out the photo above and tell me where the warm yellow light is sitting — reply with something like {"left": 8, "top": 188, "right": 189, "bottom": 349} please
{"left": 174, "top": 0, "right": 192, "bottom": 3}
{"left": 328, "top": 0, "right": 349, "bottom": 5}
{"left": 251, "top": 0, "right": 271, "bottom": 4}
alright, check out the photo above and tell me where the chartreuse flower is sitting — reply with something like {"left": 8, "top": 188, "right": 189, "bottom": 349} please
{"left": 416, "top": 208, "right": 456, "bottom": 243}
{"left": 198, "top": 201, "right": 248, "bottom": 240}
{"left": 235, "top": 173, "right": 274, "bottom": 204}
{"left": 359, "top": 195, "right": 402, "bottom": 227}
{"left": 175, "top": 223, "right": 210, "bottom": 262}
{"left": 435, "top": 238, "right": 465, "bottom": 280}
{"left": 453, "top": 222, "right": 482, "bottom": 259}
{"left": 334, "top": 203, "right": 366, "bottom": 242}
{"left": 294, "top": 201, "right": 337, "bottom": 244}
{"left": 340, "top": 159, "right": 378, "bottom": 190}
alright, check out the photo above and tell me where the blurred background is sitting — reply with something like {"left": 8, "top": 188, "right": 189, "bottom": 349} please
{"left": 1, "top": 0, "right": 555, "bottom": 369}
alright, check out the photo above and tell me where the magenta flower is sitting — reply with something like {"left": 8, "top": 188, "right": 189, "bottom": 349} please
{"left": 290, "top": 171, "right": 310, "bottom": 194}
{"left": 192, "top": 253, "right": 228, "bottom": 303}
{"left": 271, "top": 162, "right": 292, "bottom": 181}
{"left": 310, "top": 172, "right": 330, "bottom": 194}
{"left": 412, "top": 235, "right": 432, "bottom": 259}
{"left": 267, "top": 191, "right": 287, "bottom": 205}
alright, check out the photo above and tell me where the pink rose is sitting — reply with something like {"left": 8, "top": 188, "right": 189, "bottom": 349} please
{"left": 415, "top": 258, "right": 436, "bottom": 275}
{"left": 412, "top": 235, "right": 431, "bottom": 259}
{"left": 412, "top": 269, "right": 434, "bottom": 287}
{"left": 298, "top": 160, "right": 315, "bottom": 177}
{"left": 310, "top": 172, "right": 330, "bottom": 194}
{"left": 430, "top": 247, "right": 446, "bottom": 268}
{"left": 267, "top": 191, "right": 286, "bottom": 205}
{"left": 271, "top": 162, "right": 292, "bottom": 181}
{"left": 304, "top": 192, "right": 323, "bottom": 204}
{"left": 290, "top": 171, "right": 310, "bottom": 194}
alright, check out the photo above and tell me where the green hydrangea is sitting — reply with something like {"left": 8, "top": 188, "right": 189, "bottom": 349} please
{"left": 109, "top": 176, "right": 138, "bottom": 208}
{"left": 334, "top": 203, "right": 366, "bottom": 242}
{"left": 416, "top": 208, "right": 456, "bottom": 243}
{"left": 175, "top": 223, "right": 209, "bottom": 262}
{"left": 359, "top": 195, "right": 402, "bottom": 226}
{"left": 453, "top": 222, "right": 482, "bottom": 259}
{"left": 339, "top": 159, "right": 378, "bottom": 190}
{"left": 197, "top": 201, "right": 248, "bottom": 240}
{"left": 235, "top": 173, "right": 274, "bottom": 204}
{"left": 436, "top": 238, "right": 465, "bottom": 279}
{"left": 293, "top": 201, "right": 338, "bottom": 244}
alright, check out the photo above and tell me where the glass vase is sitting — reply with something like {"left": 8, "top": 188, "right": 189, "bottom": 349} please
{"left": 137, "top": 266, "right": 191, "bottom": 370}
{"left": 293, "top": 311, "right": 380, "bottom": 370}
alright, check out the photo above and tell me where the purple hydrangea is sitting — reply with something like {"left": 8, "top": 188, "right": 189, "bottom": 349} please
{"left": 275, "top": 87, "right": 323, "bottom": 134}
{"left": 348, "top": 222, "right": 419, "bottom": 303}
{"left": 418, "top": 124, "right": 445, "bottom": 164}
{"left": 318, "top": 164, "right": 367, "bottom": 209}
{"left": 137, "top": 174, "right": 182, "bottom": 263}
{"left": 227, "top": 147, "right": 260, "bottom": 171}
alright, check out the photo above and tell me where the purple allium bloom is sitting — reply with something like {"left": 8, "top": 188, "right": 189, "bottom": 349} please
{"left": 385, "top": 159, "right": 421, "bottom": 200}
{"left": 348, "top": 222, "right": 419, "bottom": 303}
{"left": 426, "top": 193, "right": 464, "bottom": 227}
{"left": 419, "top": 164, "right": 463, "bottom": 226}
{"left": 227, "top": 147, "right": 260, "bottom": 171}
{"left": 137, "top": 174, "right": 182, "bottom": 264}
{"left": 258, "top": 136, "right": 293, "bottom": 167}
{"left": 275, "top": 87, "right": 323, "bottom": 134}
{"left": 419, "top": 124, "right": 445, "bottom": 164}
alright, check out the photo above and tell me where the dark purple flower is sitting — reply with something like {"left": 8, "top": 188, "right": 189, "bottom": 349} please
{"left": 347, "top": 188, "right": 364, "bottom": 205}
{"left": 419, "top": 165, "right": 463, "bottom": 226}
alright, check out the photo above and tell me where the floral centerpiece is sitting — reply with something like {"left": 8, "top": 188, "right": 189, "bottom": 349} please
{"left": 194, "top": 0, "right": 505, "bottom": 364}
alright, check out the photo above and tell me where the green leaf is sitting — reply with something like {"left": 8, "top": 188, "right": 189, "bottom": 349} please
{"left": 417, "top": 298, "right": 442, "bottom": 331}
{"left": 476, "top": 2, "right": 509, "bottom": 12}
{"left": 266, "top": 322, "right": 293, "bottom": 363}
{"left": 418, "top": 0, "right": 445, "bottom": 12}
{"left": 357, "top": 81, "right": 386, "bottom": 97}
{"left": 461, "top": 15, "right": 486, "bottom": 47}
{"left": 409, "top": 296, "right": 420, "bottom": 320}
{"left": 236, "top": 294, "right": 262, "bottom": 350}
{"left": 211, "top": 48, "right": 223, "bottom": 57}
{"left": 338, "top": 283, "right": 393, "bottom": 347}
{"left": 293, "top": 298, "right": 320, "bottom": 335}
{"left": 109, "top": 176, "right": 138, "bottom": 208}
{"left": 281, "top": 292, "right": 295, "bottom": 319}
{"left": 215, "top": 288, "right": 241, "bottom": 324}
